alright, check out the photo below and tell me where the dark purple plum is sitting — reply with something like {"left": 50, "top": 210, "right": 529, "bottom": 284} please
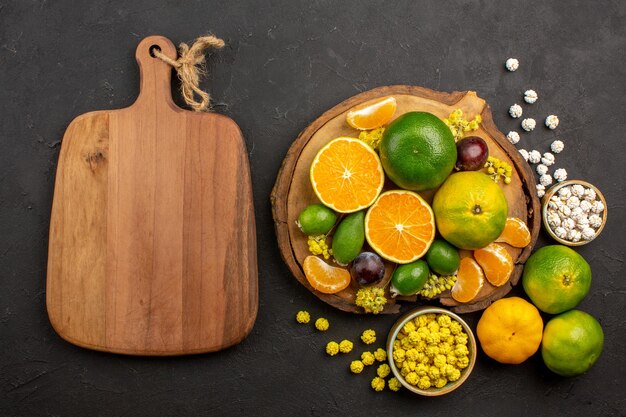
{"left": 455, "top": 136, "right": 489, "bottom": 171}
{"left": 351, "top": 252, "right": 385, "bottom": 285}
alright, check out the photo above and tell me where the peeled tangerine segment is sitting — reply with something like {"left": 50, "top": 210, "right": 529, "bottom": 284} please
{"left": 451, "top": 257, "right": 485, "bottom": 303}
{"left": 495, "top": 217, "right": 531, "bottom": 248}
{"left": 303, "top": 255, "right": 351, "bottom": 294}
{"left": 474, "top": 243, "right": 514, "bottom": 287}
{"left": 346, "top": 96, "right": 397, "bottom": 130}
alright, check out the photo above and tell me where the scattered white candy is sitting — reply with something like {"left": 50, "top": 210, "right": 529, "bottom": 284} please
{"left": 582, "top": 227, "right": 596, "bottom": 241}
{"left": 567, "top": 229, "right": 582, "bottom": 243}
{"left": 545, "top": 115, "right": 559, "bottom": 129}
{"left": 541, "top": 152, "right": 555, "bottom": 166}
{"left": 540, "top": 174, "right": 553, "bottom": 186}
{"left": 507, "top": 131, "right": 520, "bottom": 144}
{"left": 553, "top": 168, "right": 568, "bottom": 182}
{"left": 536, "top": 183, "right": 545, "bottom": 198}
{"left": 584, "top": 188, "right": 597, "bottom": 201}
{"left": 524, "top": 90, "right": 538, "bottom": 104}
{"left": 580, "top": 200, "right": 593, "bottom": 213}
{"left": 571, "top": 184, "right": 585, "bottom": 197}
{"left": 567, "top": 196, "right": 581, "bottom": 209}
{"left": 509, "top": 104, "right": 523, "bottom": 118}
{"left": 589, "top": 214, "right": 602, "bottom": 228}
{"left": 554, "top": 227, "right": 567, "bottom": 239}
{"left": 519, "top": 149, "right": 529, "bottom": 161}
{"left": 506, "top": 58, "right": 519, "bottom": 71}
{"left": 528, "top": 150, "right": 542, "bottom": 164}
{"left": 521, "top": 118, "right": 536, "bottom": 131}
{"left": 550, "top": 140, "right": 564, "bottom": 153}
{"left": 536, "top": 164, "right": 549, "bottom": 175}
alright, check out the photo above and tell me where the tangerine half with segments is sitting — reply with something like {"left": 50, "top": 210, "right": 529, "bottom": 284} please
{"left": 310, "top": 137, "right": 385, "bottom": 213}
{"left": 474, "top": 243, "right": 514, "bottom": 287}
{"left": 365, "top": 190, "right": 436, "bottom": 264}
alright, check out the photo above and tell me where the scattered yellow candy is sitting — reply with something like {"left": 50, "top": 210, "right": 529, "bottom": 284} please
{"left": 315, "top": 318, "right": 329, "bottom": 331}
{"left": 326, "top": 341, "right": 339, "bottom": 356}
{"left": 374, "top": 348, "right": 387, "bottom": 362}
{"left": 296, "top": 311, "right": 310, "bottom": 324}
{"left": 361, "top": 329, "right": 376, "bottom": 344}
{"left": 361, "top": 351, "right": 375, "bottom": 366}
{"left": 350, "top": 360, "right": 364, "bottom": 374}
{"left": 371, "top": 376, "right": 385, "bottom": 392}
{"left": 339, "top": 340, "right": 353, "bottom": 353}
{"left": 388, "top": 377, "right": 402, "bottom": 392}
{"left": 377, "top": 364, "right": 391, "bottom": 378}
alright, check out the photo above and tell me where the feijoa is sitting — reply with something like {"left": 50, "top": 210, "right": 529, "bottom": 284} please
{"left": 390, "top": 260, "right": 430, "bottom": 296}
{"left": 332, "top": 211, "right": 365, "bottom": 265}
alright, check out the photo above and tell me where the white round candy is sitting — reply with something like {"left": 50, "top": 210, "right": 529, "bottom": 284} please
{"left": 539, "top": 174, "right": 553, "bottom": 186}
{"left": 551, "top": 140, "right": 564, "bottom": 153}
{"left": 524, "top": 90, "right": 538, "bottom": 104}
{"left": 558, "top": 186, "right": 571, "bottom": 198}
{"left": 554, "top": 227, "right": 567, "bottom": 239}
{"left": 584, "top": 188, "right": 597, "bottom": 201}
{"left": 521, "top": 118, "right": 536, "bottom": 131}
{"left": 567, "top": 229, "right": 582, "bottom": 242}
{"left": 553, "top": 168, "right": 568, "bottom": 182}
{"left": 582, "top": 227, "right": 596, "bottom": 241}
{"left": 528, "top": 150, "right": 542, "bottom": 164}
{"left": 507, "top": 131, "right": 520, "bottom": 144}
{"left": 547, "top": 212, "right": 561, "bottom": 228}
{"left": 571, "top": 184, "right": 585, "bottom": 197}
{"left": 519, "top": 149, "right": 529, "bottom": 161}
{"left": 579, "top": 200, "right": 593, "bottom": 213}
{"left": 541, "top": 152, "right": 555, "bottom": 166}
{"left": 567, "top": 196, "right": 581, "bottom": 209}
{"left": 588, "top": 214, "right": 603, "bottom": 229}
{"left": 545, "top": 115, "right": 559, "bottom": 129}
{"left": 506, "top": 58, "right": 519, "bottom": 71}
{"left": 558, "top": 205, "right": 571, "bottom": 217}
{"left": 536, "top": 164, "right": 548, "bottom": 175}
{"left": 592, "top": 201, "right": 605, "bottom": 214}
{"left": 509, "top": 104, "right": 523, "bottom": 118}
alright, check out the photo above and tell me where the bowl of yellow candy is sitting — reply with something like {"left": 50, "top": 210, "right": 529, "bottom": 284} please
{"left": 386, "top": 306, "right": 477, "bottom": 396}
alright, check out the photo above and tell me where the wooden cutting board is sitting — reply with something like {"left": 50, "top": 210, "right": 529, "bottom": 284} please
{"left": 47, "top": 36, "right": 258, "bottom": 355}
{"left": 271, "top": 86, "right": 540, "bottom": 314}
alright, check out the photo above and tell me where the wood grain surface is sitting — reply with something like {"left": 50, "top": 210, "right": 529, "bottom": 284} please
{"left": 271, "top": 85, "right": 540, "bottom": 314}
{"left": 47, "top": 36, "right": 258, "bottom": 355}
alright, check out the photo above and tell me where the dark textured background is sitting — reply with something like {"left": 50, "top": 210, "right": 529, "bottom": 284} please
{"left": 1, "top": 1, "right": 625, "bottom": 416}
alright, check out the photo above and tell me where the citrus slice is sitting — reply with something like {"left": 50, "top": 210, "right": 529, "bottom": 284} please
{"left": 451, "top": 257, "right": 485, "bottom": 303}
{"left": 495, "top": 217, "right": 531, "bottom": 248}
{"left": 364, "top": 190, "right": 435, "bottom": 264}
{"left": 303, "top": 255, "right": 351, "bottom": 294}
{"left": 310, "top": 137, "right": 384, "bottom": 213}
{"left": 346, "top": 96, "right": 397, "bottom": 130}
{"left": 473, "top": 243, "right": 514, "bottom": 287}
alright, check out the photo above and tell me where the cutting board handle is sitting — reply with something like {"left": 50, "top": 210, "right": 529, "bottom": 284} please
{"left": 134, "top": 35, "right": 177, "bottom": 108}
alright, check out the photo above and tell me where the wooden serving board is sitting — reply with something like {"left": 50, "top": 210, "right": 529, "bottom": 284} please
{"left": 47, "top": 36, "right": 258, "bottom": 355}
{"left": 271, "top": 85, "right": 540, "bottom": 314}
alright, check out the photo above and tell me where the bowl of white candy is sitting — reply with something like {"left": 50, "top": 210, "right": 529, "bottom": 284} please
{"left": 542, "top": 180, "right": 607, "bottom": 246}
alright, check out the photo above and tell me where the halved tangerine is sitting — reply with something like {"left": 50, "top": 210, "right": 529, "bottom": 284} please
{"left": 365, "top": 190, "right": 435, "bottom": 264}
{"left": 474, "top": 243, "right": 514, "bottom": 287}
{"left": 303, "top": 255, "right": 351, "bottom": 294}
{"left": 310, "top": 137, "right": 385, "bottom": 213}
{"left": 346, "top": 96, "right": 397, "bottom": 130}
{"left": 495, "top": 217, "right": 531, "bottom": 248}
{"left": 451, "top": 257, "right": 485, "bottom": 303}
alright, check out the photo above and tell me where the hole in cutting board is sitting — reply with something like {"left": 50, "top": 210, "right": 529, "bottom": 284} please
{"left": 149, "top": 45, "right": 161, "bottom": 58}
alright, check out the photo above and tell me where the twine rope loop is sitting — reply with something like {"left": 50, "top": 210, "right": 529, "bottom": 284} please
{"left": 151, "top": 35, "right": 225, "bottom": 112}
